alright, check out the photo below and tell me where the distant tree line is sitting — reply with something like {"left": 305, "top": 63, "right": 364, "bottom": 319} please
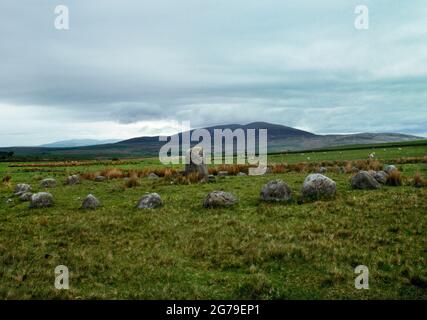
{"left": 0, "top": 151, "right": 14, "bottom": 159}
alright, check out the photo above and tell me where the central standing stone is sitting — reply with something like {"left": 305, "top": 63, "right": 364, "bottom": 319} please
{"left": 184, "top": 146, "right": 209, "bottom": 182}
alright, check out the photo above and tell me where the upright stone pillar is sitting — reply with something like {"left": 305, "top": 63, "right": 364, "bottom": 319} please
{"left": 184, "top": 146, "right": 209, "bottom": 181}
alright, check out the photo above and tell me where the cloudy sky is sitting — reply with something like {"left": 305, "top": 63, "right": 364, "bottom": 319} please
{"left": 1, "top": 0, "right": 426, "bottom": 146}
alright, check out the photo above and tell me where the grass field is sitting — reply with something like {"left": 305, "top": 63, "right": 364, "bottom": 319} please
{"left": 0, "top": 144, "right": 426, "bottom": 299}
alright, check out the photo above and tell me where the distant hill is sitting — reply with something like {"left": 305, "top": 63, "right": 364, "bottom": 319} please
{"left": 120, "top": 122, "right": 315, "bottom": 145}
{"left": 0, "top": 122, "right": 424, "bottom": 160}
{"left": 40, "top": 139, "right": 120, "bottom": 148}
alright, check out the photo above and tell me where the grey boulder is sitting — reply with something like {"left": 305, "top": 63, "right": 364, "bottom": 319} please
{"left": 30, "top": 192, "right": 54, "bottom": 208}
{"left": 184, "top": 146, "right": 209, "bottom": 181}
{"left": 40, "top": 178, "right": 57, "bottom": 188}
{"left": 203, "top": 191, "right": 237, "bottom": 208}
{"left": 19, "top": 192, "right": 33, "bottom": 202}
{"left": 81, "top": 194, "right": 101, "bottom": 209}
{"left": 66, "top": 175, "right": 80, "bottom": 185}
{"left": 148, "top": 173, "right": 159, "bottom": 180}
{"left": 260, "top": 180, "right": 292, "bottom": 202}
{"left": 14, "top": 183, "right": 31, "bottom": 196}
{"left": 367, "top": 170, "right": 377, "bottom": 177}
{"left": 318, "top": 167, "right": 327, "bottom": 174}
{"left": 301, "top": 174, "right": 336, "bottom": 200}
{"left": 373, "top": 171, "right": 388, "bottom": 184}
{"left": 137, "top": 193, "right": 163, "bottom": 209}
{"left": 351, "top": 171, "right": 381, "bottom": 190}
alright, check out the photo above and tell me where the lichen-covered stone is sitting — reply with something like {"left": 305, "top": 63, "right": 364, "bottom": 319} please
{"left": 301, "top": 174, "right": 336, "bottom": 200}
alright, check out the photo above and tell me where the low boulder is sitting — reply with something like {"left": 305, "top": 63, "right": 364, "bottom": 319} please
{"left": 137, "top": 193, "right": 163, "bottom": 209}
{"left": 260, "top": 180, "right": 292, "bottom": 202}
{"left": 373, "top": 171, "right": 388, "bottom": 184}
{"left": 351, "top": 171, "right": 381, "bottom": 190}
{"left": 367, "top": 170, "right": 377, "bottom": 177}
{"left": 148, "top": 173, "right": 159, "bottom": 180}
{"left": 14, "top": 183, "right": 31, "bottom": 196}
{"left": 81, "top": 194, "right": 100, "bottom": 209}
{"left": 318, "top": 167, "right": 327, "bottom": 174}
{"left": 217, "top": 171, "right": 228, "bottom": 177}
{"left": 95, "top": 176, "right": 106, "bottom": 182}
{"left": 203, "top": 191, "right": 237, "bottom": 208}
{"left": 40, "top": 178, "right": 57, "bottom": 188}
{"left": 30, "top": 192, "right": 54, "bottom": 208}
{"left": 66, "top": 175, "right": 80, "bottom": 185}
{"left": 237, "top": 172, "right": 247, "bottom": 176}
{"left": 19, "top": 192, "right": 33, "bottom": 202}
{"left": 301, "top": 174, "right": 336, "bottom": 200}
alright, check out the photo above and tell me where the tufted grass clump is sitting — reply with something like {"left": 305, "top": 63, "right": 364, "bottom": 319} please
{"left": 1, "top": 174, "right": 12, "bottom": 188}
{"left": 413, "top": 172, "right": 426, "bottom": 188}
{"left": 102, "top": 168, "right": 124, "bottom": 179}
{"left": 2, "top": 174, "right": 11, "bottom": 185}
{"left": 124, "top": 173, "right": 140, "bottom": 188}
{"left": 387, "top": 170, "right": 403, "bottom": 186}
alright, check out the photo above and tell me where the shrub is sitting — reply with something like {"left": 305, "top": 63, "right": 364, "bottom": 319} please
{"left": 153, "top": 167, "right": 177, "bottom": 177}
{"left": 353, "top": 159, "right": 383, "bottom": 171}
{"left": 163, "top": 168, "right": 175, "bottom": 178}
{"left": 208, "top": 167, "right": 218, "bottom": 175}
{"left": 125, "top": 173, "right": 140, "bottom": 188}
{"left": 413, "top": 172, "right": 426, "bottom": 188}
{"left": 135, "top": 168, "right": 151, "bottom": 177}
{"left": 344, "top": 162, "right": 353, "bottom": 174}
{"left": 332, "top": 165, "right": 341, "bottom": 173}
{"left": 81, "top": 171, "right": 99, "bottom": 180}
{"left": 367, "top": 160, "right": 382, "bottom": 171}
{"left": 2, "top": 175, "right": 12, "bottom": 188}
{"left": 289, "top": 163, "right": 308, "bottom": 172}
{"left": 187, "top": 172, "right": 201, "bottom": 183}
{"left": 171, "top": 172, "right": 201, "bottom": 185}
{"left": 102, "top": 168, "right": 124, "bottom": 180}
{"left": 272, "top": 164, "right": 285, "bottom": 174}
{"left": 387, "top": 170, "right": 403, "bottom": 186}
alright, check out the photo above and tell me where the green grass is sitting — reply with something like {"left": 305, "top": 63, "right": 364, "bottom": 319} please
{"left": 271, "top": 138, "right": 427, "bottom": 153}
{"left": 269, "top": 145, "right": 427, "bottom": 164}
{"left": 0, "top": 145, "right": 426, "bottom": 299}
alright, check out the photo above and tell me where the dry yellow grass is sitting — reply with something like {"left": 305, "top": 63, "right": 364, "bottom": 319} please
{"left": 413, "top": 172, "right": 426, "bottom": 188}
{"left": 387, "top": 170, "right": 403, "bottom": 186}
{"left": 124, "top": 173, "right": 140, "bottom": 188}
{"left": 102, "top": 168, "right": 124, "bottom": 179}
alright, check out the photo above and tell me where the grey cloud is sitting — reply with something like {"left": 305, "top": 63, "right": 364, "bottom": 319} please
{"left": 1, "top": 0, "right": 427, "bottom": 145}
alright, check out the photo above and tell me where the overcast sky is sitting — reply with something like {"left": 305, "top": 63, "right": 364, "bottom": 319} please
{"left": 1, "top": 0, "right": 426, "bottom": 146}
